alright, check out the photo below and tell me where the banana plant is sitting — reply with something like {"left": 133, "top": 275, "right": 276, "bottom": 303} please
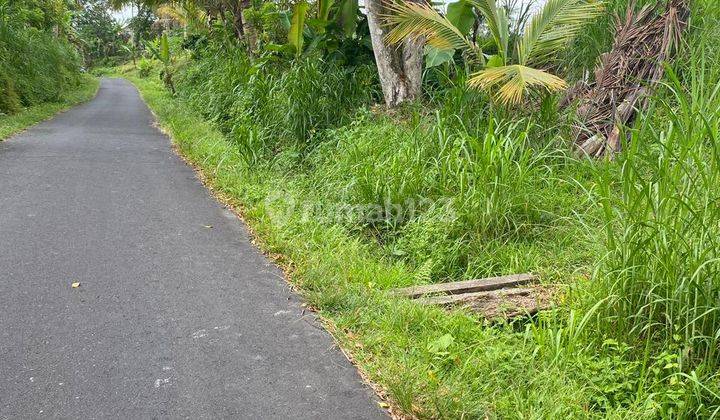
{"left": 145, "top": 33, "right": 175, "bottom": 94}
{"left": 385, "top": 0, "right": 605, "bottom": 105}
{"left": 287, "top": 0, "right": 309, "bottom": 57}
{"left": 279, "top": 0, "right": 361, "bottom": 58}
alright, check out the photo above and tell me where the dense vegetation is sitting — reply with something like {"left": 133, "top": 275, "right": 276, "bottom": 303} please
{"left": 8, "top": 0, "right": 719, "bottom": 416}
{"left": 0, "top": 0, "right": 85, "bottom": 115}
{"left": 0, "top": 0, "right": 136, "bottom": 120}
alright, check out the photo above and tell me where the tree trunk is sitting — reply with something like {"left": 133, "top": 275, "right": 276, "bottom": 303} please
{"left": 241, "top": 8, "right": 258, "bottom": 56}
{"left": 366, "top": 0, "right": 424, "bottom": 108}
{"left": 221, "top": 0, "right": 245, "bottom": 40}
{"left": 231, "top": 3, "right": 245, "bottom": 39}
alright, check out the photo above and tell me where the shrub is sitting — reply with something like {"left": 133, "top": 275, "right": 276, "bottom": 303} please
{"left": 137, "top": 58, "right": 153, "bottom": 78}
{"left": 0, "top": 68, "right": 21, "bottom": 114}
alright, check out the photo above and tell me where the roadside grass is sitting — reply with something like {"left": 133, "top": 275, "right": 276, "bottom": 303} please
{"left": 0, "top": 75, "right": 99, "bottom": 140}
{"left": 0, "top": 21, "right": 83, "bottom": 116}
{"left": 585, "top": 6, "right": 720, "bottom": 413}
{"left": 118, "top": 63, "right": 698, "bottom": 418}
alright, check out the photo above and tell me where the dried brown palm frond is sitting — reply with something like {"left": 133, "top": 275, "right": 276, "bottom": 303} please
{"left": 565, "top": 0, "right": 691, "bottom": 158}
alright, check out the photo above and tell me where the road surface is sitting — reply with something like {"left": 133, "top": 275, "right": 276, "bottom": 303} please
{"left": 0, "top": 78, "right": 385, "bottom": 419}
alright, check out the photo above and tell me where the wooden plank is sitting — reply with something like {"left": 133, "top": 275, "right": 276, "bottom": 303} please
{"left": 391, "top": 273, "right": 537, "bottom": 299}
{"left": 420, "top": 288, "right": 533, "bottom": 306}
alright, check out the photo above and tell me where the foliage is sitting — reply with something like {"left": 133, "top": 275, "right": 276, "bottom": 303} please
{"left": 0, "top": 70, "right": 22, "bottom": 114}
{"left": 137, "top": 57, "right": 153, "bottom": 77}
{"left": 127, "top": 3, "right": 158, "bottom": 47}
{"left": 0, "top": 0, "right": 74, "bottom": 33}
{"left": 72, "top": 0, "right": 127, "bottom": 66}
{"left": 176, "top": 41, "right": 378, "bottom": 151}
{"left": 287, "top": 1, "right": 308, "bottom": 57}
{"left": 0, "top": 0, "right": 82, "bottom": 114}
{"left": 156, "top": 2, "right": 207, "bottom": 33}
{"left": 145, "top": 33, "right": 174, "bottom": 92}
{"left": 385, "top": 0, "right": 605, "bottom": 105}
{"left": 586, "top": 7, "right": 720, "bottom": 412}
{"left": 241, "top": 2, "right": 287, "bottom": 48}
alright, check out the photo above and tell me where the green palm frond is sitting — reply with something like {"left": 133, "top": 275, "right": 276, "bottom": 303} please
{"left": 468, "top": 65, "right": 568, "bottom": 105}
{"left": 468, "top": 0, "right": 509, "bottom": 63}
{"left": 156, "top": 5, "right": 194, "bottom": 26}
{"left": 384, "top": 1, "right": 477, "bottom": 54}
{"left": 517, "top": 0, "right": 605, "bottom": 66}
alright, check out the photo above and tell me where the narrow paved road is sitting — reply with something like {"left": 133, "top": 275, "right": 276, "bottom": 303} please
{"left": 0, "top": 79, "right": 384, "bottom": 419}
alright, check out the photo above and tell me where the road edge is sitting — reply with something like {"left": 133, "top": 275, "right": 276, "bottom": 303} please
{"left": 0, "top": 75, "right": 100, "bottom": 141}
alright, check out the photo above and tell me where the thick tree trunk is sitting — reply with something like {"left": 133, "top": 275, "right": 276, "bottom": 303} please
{"left": 366, "top": 0, "right": 424, "bottom": 108}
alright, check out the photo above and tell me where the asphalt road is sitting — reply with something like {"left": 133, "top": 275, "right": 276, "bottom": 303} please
{"left": 0, "top": 78, "right": 385, "bottom": 419}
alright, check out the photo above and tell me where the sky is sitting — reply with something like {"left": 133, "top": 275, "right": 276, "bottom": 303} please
{"left": 112, "top": 6, "right": 134, "bottom": 24}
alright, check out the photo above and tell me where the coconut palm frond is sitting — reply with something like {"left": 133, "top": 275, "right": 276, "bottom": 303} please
{"left": 517, "top": 0, "right": 605, "bottom": 66}
{"left": 469, "top": 65, "right": 568, "bottom": 105}
{"left": 156, "top": 5, "right": 188, "bottom": 25}
{"left": 384, "top": 1, "right": 476, "bottom": 53}
{"left": 468, "top": 0, "right": 509, "bottom": 63}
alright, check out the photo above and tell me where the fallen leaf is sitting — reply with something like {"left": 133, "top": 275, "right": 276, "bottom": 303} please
{"left": 378, "top": 402, "right": 389, "bottom": 408}
{"left": 71, "top": 282, "right": 80, "bottom": 288}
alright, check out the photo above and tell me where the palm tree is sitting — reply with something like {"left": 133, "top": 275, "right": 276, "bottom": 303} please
{"left": 384, "top": 0, "right": 605, "bottom": 105}
{"left": 155, "top": 3, "right": 207, "bottom": 35}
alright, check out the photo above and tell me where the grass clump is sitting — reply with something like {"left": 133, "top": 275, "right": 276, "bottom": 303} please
{"left": 175, "top": 46, "right": 379, "bottom": 155}
{"left": 303, "top": 111, "right": 598, "bottom": 282}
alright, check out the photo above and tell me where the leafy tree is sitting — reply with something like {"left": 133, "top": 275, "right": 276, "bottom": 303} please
{"left": 155, "top": 2, "right": 207, "bottom": 36}
{"left": 127, "top": 2, "right": 159, "bottom": 48}
{"left": 72, "top": 0, "right": 126, "bottom": 65}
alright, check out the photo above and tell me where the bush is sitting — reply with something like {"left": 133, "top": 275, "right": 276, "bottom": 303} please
{"left": 137, "top": 58, "right": 153, "bottom": 78}
{"left": 0, "top": 68, "right": 21, "bottom": 114}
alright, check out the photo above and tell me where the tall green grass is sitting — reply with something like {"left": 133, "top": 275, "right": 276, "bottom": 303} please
{"left": 304, "top": 110, "right": 594, "bottom": 281}
{"left": 0, "top": 24, "right": 81, "bottom": 115}
{"left": 0, "top": 75, "right": 98, "bottom": 140}
{"left": 176, "top": 45, "right": 379, "bottom": 155}
{"left": 584, "top": 3, "right": 720, "bottom": 415}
